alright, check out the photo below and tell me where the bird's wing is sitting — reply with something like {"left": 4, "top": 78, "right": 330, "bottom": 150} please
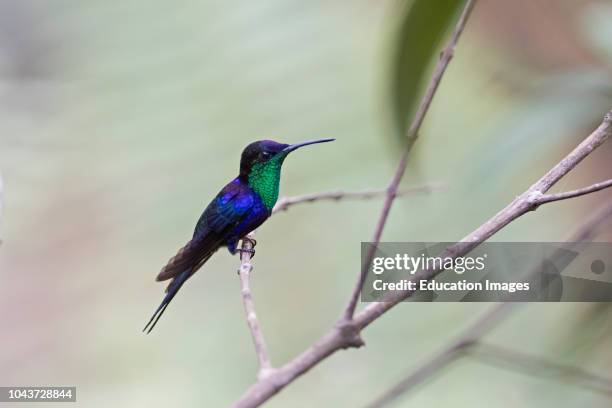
{"left": 156, "top": 180, "right": 254, "bottom": 282}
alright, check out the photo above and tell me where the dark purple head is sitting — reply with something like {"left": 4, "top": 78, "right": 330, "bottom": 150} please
{"left": 239, "top": 139, "right": 334, "bottom": 177}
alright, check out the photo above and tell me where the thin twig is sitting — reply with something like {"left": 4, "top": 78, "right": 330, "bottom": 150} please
{"left": 364, "top": 304, "right": 510, "bottom": 408}
{"left": 341, "top": 0, "right": 477, "bottom": 323}
{"left": 272, "top": 184, "right": 445, "bottom": 214}
{"left": 537, "top": 179, "right": 612, "bottom": 205}
{"left": 238, "top": 233, "right": 273, "bottom": 380}
{"left": 233, "top": 111, "right": 612, "bottom": 408}
{"left": 365, "top": 201, "right": 612, "bottom": 408}
{"left": 469, "top": 342, "right": 612, "bottom": 397}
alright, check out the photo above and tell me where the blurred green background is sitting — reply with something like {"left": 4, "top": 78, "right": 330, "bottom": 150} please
{"left": 1, "top": 0, "right": 612, "bottom": 407}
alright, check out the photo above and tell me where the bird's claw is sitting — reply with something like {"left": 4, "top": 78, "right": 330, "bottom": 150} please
{"left": 238, "top": 236, "right": 257, "bottom": 259}
{"left": 238, "top": 247, "right": 256, "bottom": 256}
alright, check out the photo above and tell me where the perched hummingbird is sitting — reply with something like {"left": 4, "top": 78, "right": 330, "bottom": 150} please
{"left": 144, "top": 138, "right": 334, "bottom": 333}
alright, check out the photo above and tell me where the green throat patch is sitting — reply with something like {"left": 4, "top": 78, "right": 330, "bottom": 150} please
{"left": 247, "top": 156, "right": 284, "bottom": 211}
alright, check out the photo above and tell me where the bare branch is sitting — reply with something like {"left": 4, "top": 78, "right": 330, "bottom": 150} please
{"left": 355, "top": 110, "right": 612, "bottom": 331}
{"left": 233, "top": 111, "right": 612, "bottom": 408}
{"left": 238, "top": 233, "right": 273, "bottom": 380}
{"left": 537, "top": 179, "right": 612, "bottom": 205}
{"left": 272, "top": 184, "right": 445, "bottom": 214}
{"left": 365, "top": 201, "right": 612, "bottom": 408}
{"left": 341, "top": 0, "right": 477, "bottom": 323}
{"left": 363, "top": 305, "right": 510, "bottom": 408}
{"left": 469, "top": 342, "right": 612, "bottom": 397}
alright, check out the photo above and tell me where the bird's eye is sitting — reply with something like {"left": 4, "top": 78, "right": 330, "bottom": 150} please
{"left": 261, "top": 151, "right": 271, "bottom": 158}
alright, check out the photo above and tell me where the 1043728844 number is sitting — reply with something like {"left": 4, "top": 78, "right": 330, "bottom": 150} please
{"left": 1, "top": 387, "right": 76, "bottom": 402}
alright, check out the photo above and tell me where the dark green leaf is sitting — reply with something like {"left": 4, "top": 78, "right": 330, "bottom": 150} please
{"left": 388, "top": 0, "right": 466, "bottom": 141}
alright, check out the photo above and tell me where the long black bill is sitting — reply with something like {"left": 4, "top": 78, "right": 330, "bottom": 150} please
{"left": 282, "top": 138, "right": 335, "bottom": 153}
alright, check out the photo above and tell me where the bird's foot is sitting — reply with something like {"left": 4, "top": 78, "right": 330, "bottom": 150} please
{"left": 243, "top": 236, "right": 257, "bottom": 247}
{"left": 238, "top": 236, "right": 257, "bottom": 259}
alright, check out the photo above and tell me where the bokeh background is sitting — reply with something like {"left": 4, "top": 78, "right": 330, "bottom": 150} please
{"left": 1, "top": 0, "right": 612, "bottom": 406}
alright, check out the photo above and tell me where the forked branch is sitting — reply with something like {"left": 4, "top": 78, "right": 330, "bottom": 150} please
{"left": 231, "top": 0, "right": 612, "bottom": 403}
{"left": 233, "top": 110, "right": 612, "bottom": 408}
{"left": 536, "top": 179, "right": 612, "bottom": 205}
{"left": 341, "top": 0, "right": 477, "bottom": 323}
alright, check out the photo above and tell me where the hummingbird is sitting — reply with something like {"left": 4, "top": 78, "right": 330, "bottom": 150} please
{"left": 143, "top": 138, "right": 335, "bottom": 333}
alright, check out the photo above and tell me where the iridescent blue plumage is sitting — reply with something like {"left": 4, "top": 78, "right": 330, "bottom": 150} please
{"left": 198, "top": 177, "right": 270, "bottom": 254}
{"left": 143, "top": 138, "right": 334, "bottom": 333}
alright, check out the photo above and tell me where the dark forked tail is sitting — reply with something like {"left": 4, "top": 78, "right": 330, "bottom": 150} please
{"left": 143, "top": 269, "right": 191, "bottom": 334}
{"left": 144, "top": 231, "right": 222, "bottom": 333}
